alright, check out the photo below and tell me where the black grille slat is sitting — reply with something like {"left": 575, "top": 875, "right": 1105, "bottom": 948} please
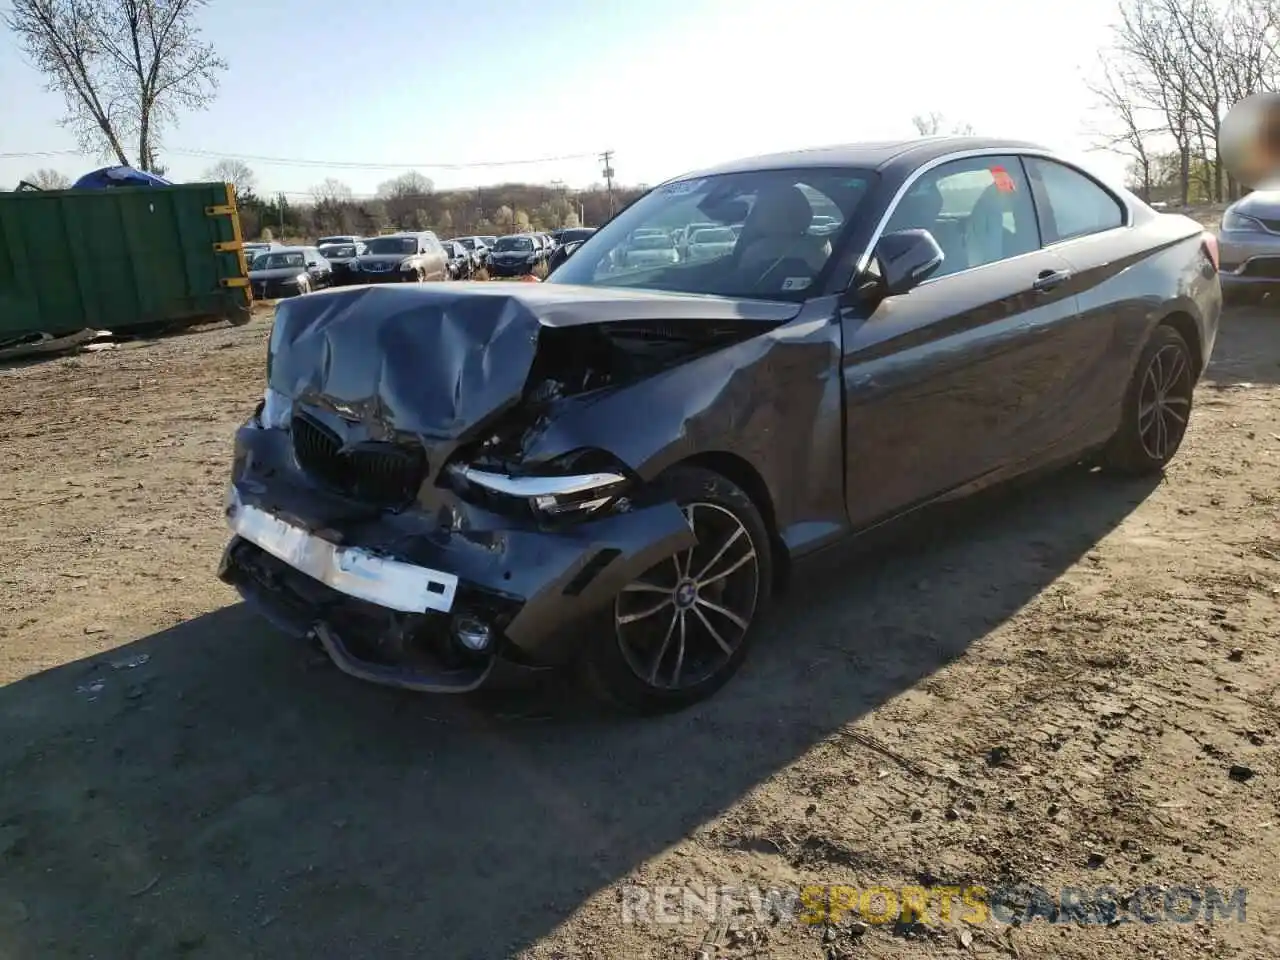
{"left": 291, "top": 414, "right": 426, "bottom": 508}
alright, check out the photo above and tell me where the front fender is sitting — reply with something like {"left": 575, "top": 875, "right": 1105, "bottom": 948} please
{"left": 519, "top": 310, "right": 848, "bottom": 554}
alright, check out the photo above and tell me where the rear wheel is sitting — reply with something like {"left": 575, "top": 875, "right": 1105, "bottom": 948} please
{"left": 580, "top": 465, "right": 773, "bottom": 712}
{"left": 1100, "top": 324, "right": 1195, "bottom": 475}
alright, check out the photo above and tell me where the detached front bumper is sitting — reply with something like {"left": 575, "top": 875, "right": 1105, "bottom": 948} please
{"left": 218, "top": 422, "right": 693, "bottom": 693}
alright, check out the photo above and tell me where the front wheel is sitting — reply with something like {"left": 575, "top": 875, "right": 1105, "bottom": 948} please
{"left": 580, "top": 465, "right": 773, "bottom": 712}
{"left": 1100, "top": 324, "right": 1195, "bottom": 475}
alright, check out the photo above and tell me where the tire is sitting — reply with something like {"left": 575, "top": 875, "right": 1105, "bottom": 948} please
{"left": 1100, "top": 324, "right": 1195, "bottom": 476}
{"left": 579, "top": 465, "right": 773, "bottom": 713}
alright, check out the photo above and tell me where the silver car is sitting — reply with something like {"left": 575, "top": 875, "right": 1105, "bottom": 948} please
{"left": 685, "top": 226, "right": 737, "bottom": 261}
{"left": 1219, "top": 190, "right": 1280, "bottom": 302}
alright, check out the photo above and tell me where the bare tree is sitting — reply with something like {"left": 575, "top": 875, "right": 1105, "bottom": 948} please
{"left": 22, "top": 168, "right": 72, "bottom": 189}
{"left": 1095, "top": 0, "right": 1280, "bottom": 202}
{"left": 6, "top": 0, "right": 226, "bottom": 171}
{"left": 911, "top": 112, "right": 975, "bottom": 137}
{"left": 375, "top": 170, "right": 434, "bottom": 200}
{"left": 310, "top": 177, "right": 353, "bottom": 205}
{"left": 203, "top": 158, "right": 255, "bottom": 196}
{"left": 1087, "top": 56, "right": 1159, "bottom": 198}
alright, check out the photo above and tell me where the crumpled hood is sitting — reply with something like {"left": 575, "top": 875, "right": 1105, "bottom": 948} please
{"left": 267, "top": 282, "right": 798, "bottom": 441}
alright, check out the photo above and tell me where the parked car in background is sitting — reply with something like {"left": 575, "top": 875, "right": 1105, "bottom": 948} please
{"left": 348, "top": 231, "right": 448, "bottom": 283}
{"left": 222, "top": 136, "right": 1220, "bottom": 713}
{"left": 442, "top": 240, "right": 473, "bottom": 279}
{"left": 1217, "top": 189, "right": 1280, "bottom": 304}
{"left": 675, "top": 220, "right": 716, "bottom": 257}
{"left": 479, "top": 235, "right": 499, "bottom": 254}
{"left": 248, "top": 246, "right": 333, "bottom": 299}
{"left": 317, "top": 241, "right": 367, "bottom": 286}
{"left": 316, "top": 234, "right": 362, "bottom": 248}
{"left": 453, "top": 236, "right": 491, "bottom": 269}
{"left": 684, "top": 225, "right": 737, "bottom": 261}
{"left": 243, "top": 241, "right": 277, "bottom": 267}
{"left": 552, "top": 227, "right": 595, "bottom": 245}
{"left": 620, "top": 233, "right": 680, "bottom": 268}
{"left": 487, "top": 234, "right": 543, "bottom": 276}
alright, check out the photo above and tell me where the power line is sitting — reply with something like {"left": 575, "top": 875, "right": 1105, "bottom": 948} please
{"left": 1, "top": 146, "right": 598, "bottom": 169}
{"left": 171, "top": 147, "right": 598, "bottom": 170}
{"left": 0, "top": 149, "right": 80, "bottom": 159}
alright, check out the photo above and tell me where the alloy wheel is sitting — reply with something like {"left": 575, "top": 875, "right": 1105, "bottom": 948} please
{"left": 614, "top": 502, "right": 760, "bottom": 691}
{"left": 1137, "top": 341, "right": 1192, "bottom": 460}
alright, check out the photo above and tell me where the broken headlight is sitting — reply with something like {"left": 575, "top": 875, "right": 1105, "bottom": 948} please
{"left": 448, "top": 450, "right": 631, "bottom": 521}
{"left": 258, "top": 386, "right": 293, "bottom": 430}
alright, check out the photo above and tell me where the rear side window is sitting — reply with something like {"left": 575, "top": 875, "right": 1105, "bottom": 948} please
{"left": 1025, "top": 158, "right": 1125, "bottom": 243}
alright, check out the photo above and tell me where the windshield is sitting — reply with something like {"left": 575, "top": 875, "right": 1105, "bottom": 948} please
{"left": 364, "top": 236, "right": 417, "bottom": 255}
{"left": 320, "top": 244, "right": 356, "bottom": 258}
{"left": 494, "top": 236, "right": 532, "bottom": 252}
{"left": 457, "top": 238, "right": 478, "bottom": 249}
{"left": 254, "top": 252, "right": 306, "bottom": 270}
{"left": 547, "top": 167, "right": 870, "bottom": 300}
{"left": 317, "top": 236, "right": 352, "bottom": 246}
{"left": 690, "top": 227, "right": 735, "bottom": 244}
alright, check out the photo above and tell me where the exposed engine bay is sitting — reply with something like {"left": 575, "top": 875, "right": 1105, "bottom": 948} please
{"left": 455, "top": 317, "right": 766, "bottom": 473}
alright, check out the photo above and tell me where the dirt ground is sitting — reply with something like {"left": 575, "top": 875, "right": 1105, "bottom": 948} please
{"left": 0, "top": 303, "right": 1276, "bottom": 960}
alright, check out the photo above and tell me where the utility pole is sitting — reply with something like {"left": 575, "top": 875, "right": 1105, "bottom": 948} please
{"left": 278, "top": 192, "right": 286, "bottom": 236}
{"left": 600, "top": 150, "right": 615, "bottom": 217}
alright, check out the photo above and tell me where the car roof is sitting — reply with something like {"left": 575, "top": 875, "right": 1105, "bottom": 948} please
{"left": 668, "top": 136, "right": 1050, "bottom": 183}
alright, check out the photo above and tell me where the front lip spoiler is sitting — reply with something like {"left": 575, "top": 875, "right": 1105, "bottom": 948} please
{"left": 310, "top": 621, "right": 496, "bottom": 693}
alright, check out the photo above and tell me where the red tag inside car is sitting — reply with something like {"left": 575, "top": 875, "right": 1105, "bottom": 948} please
{"left": 990, "top": 166, "right": 1016, "bottom": 192}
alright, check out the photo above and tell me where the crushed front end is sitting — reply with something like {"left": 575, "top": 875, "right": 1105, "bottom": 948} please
{"left": 218, "top": 285, "right": 710, "bottom": 693}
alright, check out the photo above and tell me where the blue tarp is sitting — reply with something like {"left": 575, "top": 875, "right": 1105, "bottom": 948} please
{"left": 71, "top": 166, "right": 173, "bottom": 189}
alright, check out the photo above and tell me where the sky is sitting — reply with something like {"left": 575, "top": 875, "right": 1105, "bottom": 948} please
{"left": 0, "top": 0, "right": 1130, "bottom": 197}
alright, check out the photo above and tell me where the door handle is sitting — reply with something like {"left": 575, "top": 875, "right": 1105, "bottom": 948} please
{"left": 1033, "top": 268, "right": 1072, "bottom": 292}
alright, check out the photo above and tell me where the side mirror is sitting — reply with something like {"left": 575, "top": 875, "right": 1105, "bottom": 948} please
{"left": 875, "top": 228, "right": 944, "bottom": 297}
{"left": 305, "top": 260, "right": 318, "bottom": 268}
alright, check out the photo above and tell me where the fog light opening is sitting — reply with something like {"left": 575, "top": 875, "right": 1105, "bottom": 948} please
{"left": 451, "top": 614, "right": 493, "bottom": 653}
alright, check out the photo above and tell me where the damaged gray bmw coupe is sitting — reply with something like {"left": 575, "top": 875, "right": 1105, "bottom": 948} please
{"left": 219, "top": 137, "right": 1221, "bottom": 710}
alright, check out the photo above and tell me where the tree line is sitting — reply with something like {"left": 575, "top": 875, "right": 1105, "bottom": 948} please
{"left": 1093, "top": 0, "right": 1280, "bottom": 204}
{"left": 195, "top": 161, "right": 643, "bottom": 239}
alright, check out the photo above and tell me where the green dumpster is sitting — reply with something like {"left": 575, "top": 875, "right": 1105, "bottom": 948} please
{"left": 0, "top": 181, "right": 253, "bottom": 343}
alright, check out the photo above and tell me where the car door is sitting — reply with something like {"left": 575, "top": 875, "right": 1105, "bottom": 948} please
{"left": 839, "top": 153, "right": 1084, "bottom": 528}
{"left": 1020, "top": 156, "right": 1137, "bottom": 437}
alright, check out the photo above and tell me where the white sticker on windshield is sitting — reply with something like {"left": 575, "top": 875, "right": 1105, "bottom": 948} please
{"left": 781, "top": 277, "right": 812, "bottom": 291}
{"left": 658, "top": 178, "right": 705, "bottom": 196}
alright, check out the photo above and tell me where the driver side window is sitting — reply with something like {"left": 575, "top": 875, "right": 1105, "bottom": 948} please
{"left": 885, "top": 156, "right": 1039, "bottom": 280}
